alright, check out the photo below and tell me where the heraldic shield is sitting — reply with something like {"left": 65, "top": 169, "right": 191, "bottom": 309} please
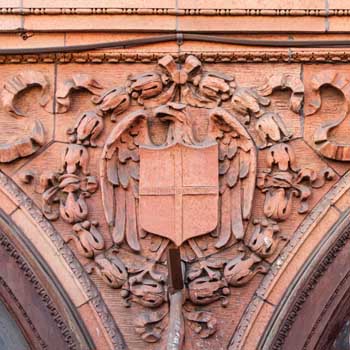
{"left": 139, "top": 142, "right": 219, "bottom": 246}
{"left": 32, "top": 53, "right": 315, "bottom": 347}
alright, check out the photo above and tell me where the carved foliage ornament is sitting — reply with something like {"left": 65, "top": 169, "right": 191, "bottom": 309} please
{"left": 257, "top": 143, "right": 335, "bottom": 221}
{"left": 0, "top": 71, "right": 50, "bottom": 163}
{"left": 306, "top": 71, "right": 350, "bottom": 161}
{"left": 21, "top": 55, "right": 334, "bottom": 348}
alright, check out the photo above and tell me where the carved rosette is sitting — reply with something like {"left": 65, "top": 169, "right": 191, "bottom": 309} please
{"left": 19, "top": 55, "right": 335, "bottom": 348}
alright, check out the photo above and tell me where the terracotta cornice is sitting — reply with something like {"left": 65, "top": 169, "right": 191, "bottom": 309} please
{"left": 1, "top": 50, "right": 350, "bottom": 64}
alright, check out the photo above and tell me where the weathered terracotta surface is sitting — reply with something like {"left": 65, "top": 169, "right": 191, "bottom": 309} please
{"left": 2, "top": 2, "right": 350, "bottom": 350}
{"left": 0, "top": 54, "right": 338, "bottom": 349}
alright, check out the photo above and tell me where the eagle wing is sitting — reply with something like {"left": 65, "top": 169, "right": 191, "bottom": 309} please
{"left": 100, "top": 110, "right": 148, "bottom": 252}
{"left": 208, "top": 108, "right": 257, "bottom": 248}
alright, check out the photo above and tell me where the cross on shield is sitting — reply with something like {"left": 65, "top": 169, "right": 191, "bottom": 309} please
{"left": 139, "top": 143, "right": 219, "bottom": 246}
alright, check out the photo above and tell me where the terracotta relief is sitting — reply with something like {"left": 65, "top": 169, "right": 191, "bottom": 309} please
{"left": 56, "top": 74, "right": 103, "bottom": 114}
{"left": 19, "top": 56, "right": 336, "bottom": 348}
{"left": 257, "top": 143, "right": 335, "bottom": 221}
{"left": 306, "top": 71, "right": 350, "bottom": 161}
{"left": 0, "top": 71, "right": 50, "bottom": 163}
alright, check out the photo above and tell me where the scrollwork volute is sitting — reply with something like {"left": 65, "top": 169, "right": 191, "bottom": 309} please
{"left": 306, "top": 71, "right": 350, "bottom": 161}
{"left": 0, "top": 71, "right": 51, "bottom": 163}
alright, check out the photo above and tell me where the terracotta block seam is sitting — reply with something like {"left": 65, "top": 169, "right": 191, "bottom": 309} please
{"left": 331, "top": 188, "right": 350, "bottom": 213}
{"left": 0, "top": 190, "right": 21, "bottom": 216}
{"left": 0, "top": 174, "right": 25, "bottom": 208}
{"left": 7, "top": 204, "right": 19, "bottom": 216}
{"left": 229, "top": 295, "right": 275, "bottom": 350}
{"left": 10, "top": 208, "right": 90, "bottom": 308}
{"left": 0, "top": 173, "right": 90, "bottom": 302}
{"left": 10, "top": 139, "right": 55, "bottom": 178}
{"left": 301, "top": 136, "right": 344, "bottom": 178}
{"left": 330, "top": 203, "right": 343, "bottom": 214}
{"left": 325, "top": 0, "right": 330, "bottom": 32}
{"left": 77, "top": 299, "right": 117, "bottom": 350}
{"left": 287, "top": 135, "right": 303, "bottom": 143}
{"left": 255, "top": 293, "right": 277, "bottom": 307}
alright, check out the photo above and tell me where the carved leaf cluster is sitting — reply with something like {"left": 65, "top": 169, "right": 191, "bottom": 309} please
{"left": 257, "top": 143, "right": 335, "bottom": 221}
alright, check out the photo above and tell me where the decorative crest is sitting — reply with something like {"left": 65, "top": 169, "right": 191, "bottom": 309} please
{"left": 19, "top": 55, "right": 335, "bottom": 348}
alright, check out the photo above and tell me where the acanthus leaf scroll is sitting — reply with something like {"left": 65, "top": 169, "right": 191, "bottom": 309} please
{"left": 20, "top": 55, "right": 335, "bottom": 348}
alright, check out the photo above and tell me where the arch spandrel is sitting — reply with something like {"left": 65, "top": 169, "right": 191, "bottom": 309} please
{"left": 0, "top": 53, "right": 350, "bottom": 350}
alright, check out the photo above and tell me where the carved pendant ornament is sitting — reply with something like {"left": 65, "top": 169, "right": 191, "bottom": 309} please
{"left": 15, "top": 56, "right": 336, "bottom": 348}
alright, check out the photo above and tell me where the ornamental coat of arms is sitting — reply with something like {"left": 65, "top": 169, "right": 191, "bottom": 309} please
{"left": 22, "top": 54, "right": 334, "bottom": 348}
{"left": 101, "top": 56, "right": 255, "bottom": 251}
{"left": 98, "top": 55, "right": 259, "bottom": 347}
